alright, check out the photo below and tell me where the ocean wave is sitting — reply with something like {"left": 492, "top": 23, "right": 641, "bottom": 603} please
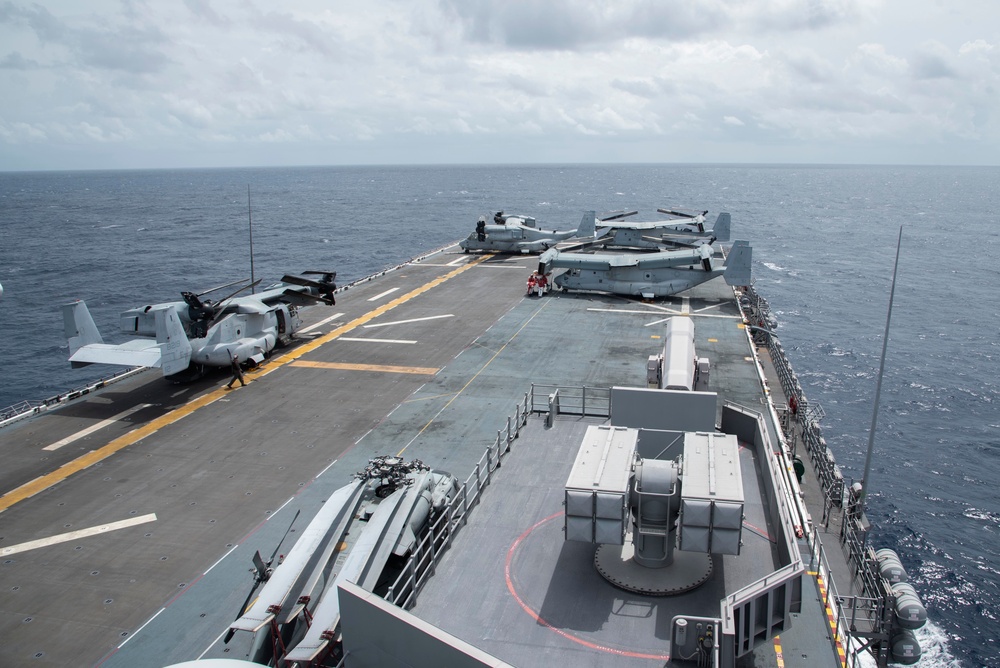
{"left": 912, "top": 622, "right": 962, "bottom": 668}
{"left": 848, "top": 621, "right": 958, "bottom": 668}
{"left": 963, "top": 507, "right": 1000, "bottom": 526}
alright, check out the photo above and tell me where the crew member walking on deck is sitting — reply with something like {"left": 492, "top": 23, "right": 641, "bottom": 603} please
{"left": 227, "top": 353, "right": 246, "bottom": 389}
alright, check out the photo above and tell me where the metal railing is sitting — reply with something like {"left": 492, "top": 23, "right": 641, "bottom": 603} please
{"left": 741, "top": 284, "right": 898, "bottom": 668}
{"left": 742, "top": 286, "right": 845, "bottom": 509}
{"left": 528, "top": 384, "right": 611, "bottom": 417}
{"left": 384, "top": 391, "right": 530, "bottom": 609}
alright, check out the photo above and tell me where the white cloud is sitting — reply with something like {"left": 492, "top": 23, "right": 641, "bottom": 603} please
{"left": 0, "top": 0, "right": 997, "bottom": 169}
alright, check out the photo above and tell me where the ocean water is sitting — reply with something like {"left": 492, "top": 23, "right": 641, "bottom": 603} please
{"left": 1, "top": 164, "right": 997, "bottom": 666}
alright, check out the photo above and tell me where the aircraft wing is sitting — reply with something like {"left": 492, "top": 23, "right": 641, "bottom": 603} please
{"left": 631, "top": 246, "right": 712, "bottom": 269}
{"left": 546, "top": 252, "right": 619, "bottom": 270}
{"left": 604, "top": 220, "right": 666, "bottom": 231}
{"left": 68, "top": 340, "right": 162, "bottom": 368}
{"left": 544, "top": 246, "right": 709, "bottom": 271}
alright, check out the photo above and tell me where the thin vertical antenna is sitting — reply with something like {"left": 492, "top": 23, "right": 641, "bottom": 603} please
{"left": 248, "top": 185, "right": 255, "bottom": 294}
{"left": 857, "top": 226, "right": 903, "bottom": 518}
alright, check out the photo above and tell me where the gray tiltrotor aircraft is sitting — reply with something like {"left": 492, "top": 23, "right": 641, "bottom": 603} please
{"left": 459, "top": 210, "right": 596, "bottom": 253}
{"left": 537, "top": 240, "right": 752, "bottom": 299}
{"left": 596, "top": 209, "right": 731, "bottom": 250}
{"left": 62, "top": 272, "right": 337, "bottom": 378}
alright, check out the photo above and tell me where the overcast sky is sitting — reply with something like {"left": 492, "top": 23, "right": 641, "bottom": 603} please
{"left": 1, "top": 0, "right": 997, "bottom": 170}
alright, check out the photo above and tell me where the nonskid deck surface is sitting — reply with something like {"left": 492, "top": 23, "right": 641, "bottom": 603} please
{"left": 409, "top": 415, "right": 766, "bottom": 668}
{"left": 0, "top": 249, "right": 534, "bottom": 667}
{"left": 0, "top": 246, "right": 842, "bottom": 668}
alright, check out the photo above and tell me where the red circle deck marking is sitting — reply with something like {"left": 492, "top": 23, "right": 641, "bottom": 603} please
{"left": 504, "top": 510, "right": 671, "bottom": 662}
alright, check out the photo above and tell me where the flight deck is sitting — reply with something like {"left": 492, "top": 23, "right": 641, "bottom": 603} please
{"left": 0, "top": 244, "right": 852, "bottom": 668}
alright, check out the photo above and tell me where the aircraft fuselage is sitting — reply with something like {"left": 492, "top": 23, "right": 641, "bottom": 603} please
{"left": 554, "top": 264, "right": 726, "bottom": 298}
{"left": 459, "top": 225, "right": 570, "bottom": 254}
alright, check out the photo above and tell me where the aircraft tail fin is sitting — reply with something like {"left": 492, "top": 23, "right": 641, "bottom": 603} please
{"left": 63, "top": 300, "right": 163, "bottom": 370}
{"left": 63, "top": 301, "right": 105, "bottom": 367}
{"left": 576, "top": 211, "right": 596, "bottom": 239}
{"left": 724, "top": 240, "right": 752, "bottom": 286}
{"left": 713, "top": 213, "right": 731, "bottom": 242}
{"left": 154, "top": 306, "right": 192, "bottom": 376}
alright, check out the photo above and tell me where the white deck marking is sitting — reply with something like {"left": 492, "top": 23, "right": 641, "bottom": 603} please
{"left": 338, "top": 336, "right": 417, "bottom": 344}
{"left": 446, "top": 256, "right": 468, "bottom": 266}
{"left": 367, "top": 287, "right": 400, "bottom": 302}
{"left": 693, "top": 302, "right": 725, "bottom": 314}
{"left": 119, "top": 607, "right": 165, "bottom": 648}
{"left": 43, "top": 403, "right": 152, "bottom": 451}
{"left": 1, "top": 513, "right": 158, "bottom": 556}
{"left": 298, "top": 312, "right": 344, "bottom": 334}
{"left": 203, "top": 543, "right": 241, "bottom": 575}
{"left": 317, "top": 459, "right": 339, "bottom": 477}
{"left": 363, "top": 314, "right": 453, "bottom": 328}
{"left": 641, "top": 298, "right": 690, "bottom": 326}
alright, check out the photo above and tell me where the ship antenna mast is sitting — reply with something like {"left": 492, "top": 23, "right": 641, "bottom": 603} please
{"left": 248, "top": 184, "right": 256, "bottom": 294}
{"left": 857, "top": 226, "right": 903, "bottom": 518}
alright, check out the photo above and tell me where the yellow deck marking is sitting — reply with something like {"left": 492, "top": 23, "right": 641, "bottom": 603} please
{"left": 0, "top": 389, "right": 226, "bottom": 513}
{"left": 289, "top": 360, "right": 439, "bottom": 375}
{"left": 1, "top": 513, "right": 157, "bottom": 556}
{"left": 250, "top": 256, "right": 487, "bottom": 379}
{"left": 812, "top": 571, "right": 848, "bottom": 667}
{"left": 0, "top": 255, "right": 489, "bottom": 514}
{"left": 773, "top": 636, "right": 785, "bottom": 667}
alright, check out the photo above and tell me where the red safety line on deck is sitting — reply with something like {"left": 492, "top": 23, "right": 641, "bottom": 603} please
{"left": 504, "top": 510, "right": 670, "bottom": 662}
